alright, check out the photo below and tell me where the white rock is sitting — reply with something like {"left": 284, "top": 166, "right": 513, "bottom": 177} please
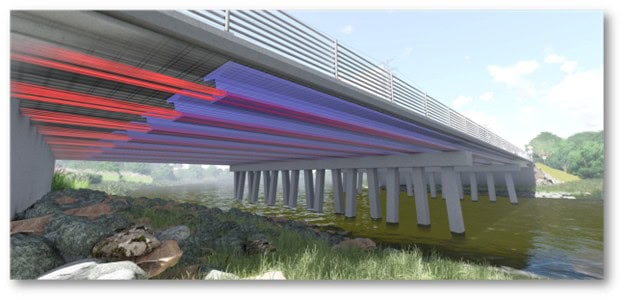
{"left": 250, "top": 271, "right": 286, "bottom": 280}
{"left": 204, "top": 270, "right": 239, "bottom": 280}
{"left": 38, "top": 260, "right": 147, "bottom": 280}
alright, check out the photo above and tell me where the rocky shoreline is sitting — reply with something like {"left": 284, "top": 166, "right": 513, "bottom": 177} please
{"left": 10, "top": 189, "right": 364, "bottom": 280}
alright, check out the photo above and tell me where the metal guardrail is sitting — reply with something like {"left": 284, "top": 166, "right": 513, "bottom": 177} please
{"left": 181, "top": 9, "right": 529, "bottom": 160}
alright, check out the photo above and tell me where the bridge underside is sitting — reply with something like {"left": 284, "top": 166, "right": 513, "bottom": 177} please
{"left": 10, "top": 11, "right": 534, "bottom": 234}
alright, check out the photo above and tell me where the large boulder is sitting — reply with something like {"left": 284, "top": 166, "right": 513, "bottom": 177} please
{"left": 11, "top": 215, "right": 51, "bottom": 235}
{"left": 10, "top": 234, "right": 65, "bottom": 279}
{"left": 38, "top": 260, "right": 147, "bottom": 280}
{"left": 156, "top": 225, "right": 191, "bottom": 242}
{"left": 333, "top": 238, "right": 377, "bottom": 251}
{"left": 64, "top": 202, "right": 112, "bottom": 219}
{"left": 45, "top": 215, "right": 110, "bottom": 261}
{"left": 91, "top": 225, "right": 160, "bottom": 260}
{"left": 136, "top": 240, "right": 183, "bottom": 278}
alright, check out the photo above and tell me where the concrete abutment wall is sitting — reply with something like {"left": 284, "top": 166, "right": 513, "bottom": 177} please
{"left": 10, "top": 99, "right": 56, "bottom": 219}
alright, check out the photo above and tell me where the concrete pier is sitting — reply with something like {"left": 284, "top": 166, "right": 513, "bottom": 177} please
{"left": 237, "top": 171, "right": 246, "bottom": 201}
{"left": 469, "top": 172, "right": 478, "bottom": 201}
{"left": 441, "top": 167, "right": 465, "bottom": 235}
{"left": 262, "top": 170, "right": 270, "bottom": 202}
{"left": 288, "top": 170, "right": 300, "bottom": 209}
{"left": 313, "top": 169, "right": 326, "bottom": 212}
{"left": 505, "top": 172, "right": 518, "bottom": 204}
{"left": 428, "top": 173, "right": 437, "bottom": 197}
{"left": 486, "top": 172, "right": 496, "bottom": 202}
{"left": 356, "top": 170, "right": 363, "bottom": 194}
{"left": 250, "top": 171, "right": 260, "bottom": 203}
{"left": 304, "top": 169, "right": 315, "bottom": 210}
{"left": 366, "top": 168, "right": 381, "bottom": 220}
{"left": 247, "top": 171, "right": 254, "bottom": 201}
{"left": 386, "top": 167, "right": 400, "bottom": 224}
{"left": 405, "top": 171, "right": 414, "bottom": 196}
{"left": 268, "top": 170, "right": 278, "bottom": 205}
{"left": 412, "top": 167, "right": 430, "bottom": 226}
{"left": 344, "top": 168, "right": 357, "bottom": 218}
{"left": 332, "top": 169, "right": 345, "bottom": 214}
{"left": 281, "top": 170, "right": 290, "bottom": 206}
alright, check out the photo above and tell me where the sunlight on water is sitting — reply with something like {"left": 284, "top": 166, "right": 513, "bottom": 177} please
{"left": 127, "top": 182, "right": 603, "bottom": 279}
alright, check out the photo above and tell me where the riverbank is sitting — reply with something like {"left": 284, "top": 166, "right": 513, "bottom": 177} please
{"left": 10, "top": 188, "right": 538, "bottom": 280}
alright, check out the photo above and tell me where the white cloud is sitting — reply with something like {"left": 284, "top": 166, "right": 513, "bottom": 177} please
{"left": 340, "top": 24, "right": 354, "bottom": 34}
{"left": 544, "top": 52, "right": 578, "bottom": 73}
{"left": 547, "top": 68, "right": 603, "bottom": 132}
{"left": 487, "top": 60, "right": 539, "bottom": 97}
{"left": 479, "top": 91, "right": 494, "bottom": 102}
{"left": 544, "top": 54, "right": 566, "bottom": 64}
{"left": 487, "top": 60, "right": 539, "bottom": 85}
{"left": 520, "top": 105, "right": 536, "bottom": 114}
{"left": 452, "top": 95, "right": 472, "bottom": 109}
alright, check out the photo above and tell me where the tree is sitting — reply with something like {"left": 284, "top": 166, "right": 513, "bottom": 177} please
{"left": 151, "top": 164, "right": 176, "bottom": 182}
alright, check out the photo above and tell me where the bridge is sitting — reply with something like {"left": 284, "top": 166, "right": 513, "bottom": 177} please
{"left": 10, "top": 10, "right": 534, "bottom": 235}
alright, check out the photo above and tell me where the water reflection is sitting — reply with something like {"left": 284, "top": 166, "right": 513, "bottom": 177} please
{"left": 127, "top": 182, "right": 603, "bottom": 279}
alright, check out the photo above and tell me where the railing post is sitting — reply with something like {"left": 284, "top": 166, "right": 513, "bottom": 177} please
{"left": 333, "top": 39, "right": 339, "bottom": 79}
{"left": 388, "top": 72, "right": 394, "bottom": 102}
{"left": 424, "top": 93, "right": 429, "bottom": 118}
{"left": 224, "top": 9, "right": 231, "bottom": 32}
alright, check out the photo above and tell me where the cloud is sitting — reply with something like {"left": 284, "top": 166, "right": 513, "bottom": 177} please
{"left": 452, "top": 95, "right": 472, "bottom": 109}
{"left": 544, "top": 52, "right": 578, "bottom": 73}
{"left": 520, "top": 105, "right": 536, "bottom": 114}
{"left": 487, "top": 60, "right": 539, "bottom": 97}
{"left": 340, "top": 25, "right": 354, "bottom": 34}
{"left": 487, "top": 60, "right": 539, "bottom": 85}
{"left": 547, "top": 68, "right": 603, "bottom": 131}
{"left": 479, "top": 91, "right": 494, "bottom": 102}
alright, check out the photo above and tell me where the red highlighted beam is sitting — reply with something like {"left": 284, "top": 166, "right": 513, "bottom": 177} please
{"left": 12, "top": 82, "right": 181, "bottom": 120}
{"left": 20, "top": 108, "right": 152, "bottom": 132}
{"left": 11, "top": 53, "right": 218, "bottom": 102}
{"left": 13, "top": 41, "right": 226, "bottom": 98}
{"left": 34, "top": 125, "right": 131, "bottom": 141}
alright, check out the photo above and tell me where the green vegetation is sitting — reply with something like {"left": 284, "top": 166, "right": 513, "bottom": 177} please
{"left": 153, "top": 210, "right": 530, "bottom": 280}
{"left": 535, "top": 162, "right": 580, "bottom": 183}
{"left": 529, "top": 131, "right": 603, "bottom": 179}
{"left": 537, "top": 178, "right": 604, "bottom": 200}
{"left": 51, "top": 169, "right": 90, "bottom": 191}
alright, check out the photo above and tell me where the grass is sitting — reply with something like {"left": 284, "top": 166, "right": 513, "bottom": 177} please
{"left": 152, "top": 210, "right": 530, "bottom": 280}
{"left": 535, "top": 162, "right": 580, "bottom": 183}
{"left": 100, "top": 171, "right": 153, "bottom": 184}
{"left": 51, "top": 169, "right": 90, "bottom": 191}
{"left": 536, "top": 178, "right": 603, "bottom": 200}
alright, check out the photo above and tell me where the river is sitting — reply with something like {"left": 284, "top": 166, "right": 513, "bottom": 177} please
{"left": 126, "top": 181, "right": 603, "bottom": 279}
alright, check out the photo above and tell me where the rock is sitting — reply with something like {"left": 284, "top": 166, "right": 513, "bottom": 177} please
{"left": 22, "top": 200, "right": 63, "bottom": 219}
{"left": 243, "top": 239, "right": 275, "bottom": 255}
{"left": 56, "top": 196, "right": 78, "bottom": 205}
{"left": 92, "top": 225, "right": 160, "bottom": 260}
{"left": 11, "top": 215, "right": 50, "bottom": 235}
{"left": 334, "top": 238, "right": 377, "bottom": 251}
{"left": 46, "top": 215, "right": 110, "bottom": 261}
{"left": 64, "top": 202, "right": 112, "bottom": 219}
{"left": 156, "top": 225, "right": 191, "bottom": 242}
{"left": 204, "top": 269, "right": 239, "bottom": 280}
{"left": 249, "top": 271, "right": 286, "bottom": 280}
{"left": 136, "top": 240, "right": 183, "bottom": 278}
{"left": 38, "top": 260, "right": 147, "bottom": 280}
{"left": 10, "top": 234, "right": 65, "bottom": 279}
{"left": 93, "top": 214, "right": 133, "bottom": 233}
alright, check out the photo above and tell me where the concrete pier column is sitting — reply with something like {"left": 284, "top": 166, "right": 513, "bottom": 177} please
{"left": 304, "top": 169, "right": 315, "bottom": 210}
{"left": 456, "top": 172, "right": 464, "bottom": 200}
{"left": 405, "top": 171, "right": 414, "bottom": 196}
{"left": 428, "top": 173, "right": 437, "bottom": 197}
{"left": 233, "top": 172, "right": 240, "bottom": 199}
{"left": 344, "top": 168, "right": 357, "bottom": 218}
{"left": 356, "top": 170, "right": 363, "bottom": 194}
{"left": 281, "top": 170, "right": 290, "bottom": 206}
{"left": 366, "top": 168, "right": 381, "bottom": 220}
{"left": 386, "top": 167, "right": 400, "bottom": 224}
{"left": 262, "top": 170, "right": 270, "bottom": 202}
{"left": 250, "top": 171, "right": 260, "bottom": 203}
{"left": 247, "top": 171, "right": 255, "bottom": 201}
{"left": 313, "top": 169, "right": 325, "bottom": 212}
{"left": 441, "top": 167, "right": 465, "bottom": 235}
{"left": 412, "top": 167, "right": 430, "bottom": 226}
{"left": 268, "top": 170, "right": 278, "bottom": 206}
{"left": 332, "top": 169, "right": 345, "bottom": 214}
{"left": 504, "top": 172, "right": 518, "bottom": 204}
{"left": 469, "top": 172, "right": 478, "bottom": 201}
{"left": 288, "top": 170, "right": 300, "bottom": 209}
{"left": 237, "top": 171, "right": 246, "bottom": 201}
{"left": 486, "top": 172, "right": 496, "bottom": 202}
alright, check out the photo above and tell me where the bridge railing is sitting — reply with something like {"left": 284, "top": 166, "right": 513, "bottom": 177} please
{"left": 181, "top": 9, "right": 530, "bottom": 160}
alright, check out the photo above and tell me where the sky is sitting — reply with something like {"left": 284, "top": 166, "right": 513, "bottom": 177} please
{"left": 288, "top": 10, "right": 604, "bottom": 148}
